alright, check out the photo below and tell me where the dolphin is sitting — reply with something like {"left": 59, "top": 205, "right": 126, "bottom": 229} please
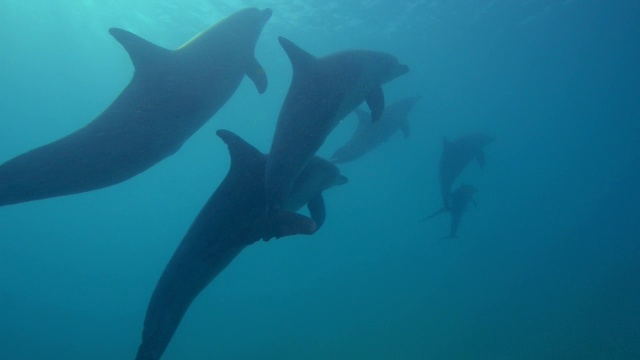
{"left": 265, "top": 36, "right": 409, "bottom": 211}
{"left": 330, "top": 96, "right": 421, "bottom": 163}
{"left": 135, "top": 129, "right": 347, "bottom": 360}
{"left": 421, "top": 184, "right": 477, "bottom": 238}
{"left": 438, "top": 133, "right": 494, "bottom": 209}
{"left": 0, "top": 8, "right": 272, "bottom": 207}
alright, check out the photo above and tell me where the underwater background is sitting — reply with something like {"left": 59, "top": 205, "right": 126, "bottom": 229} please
{"left": 1, "top": 0, "right": 638, "bottom": 359}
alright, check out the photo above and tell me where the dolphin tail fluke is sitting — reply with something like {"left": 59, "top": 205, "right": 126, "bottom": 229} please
{"left": 420, "top": 207, "right": 447, "bottom": 222}
{"left": 264, "top": 209, "right": 316, "bottom": 241}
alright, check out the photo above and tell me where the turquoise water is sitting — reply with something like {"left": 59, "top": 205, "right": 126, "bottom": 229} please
{"left": 1, "top": 1, "right": 638, "bottom": 359}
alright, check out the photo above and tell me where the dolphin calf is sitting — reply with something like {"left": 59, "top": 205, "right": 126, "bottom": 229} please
{"left": 0, "top": 8, "right": 271, "bottom": 207}
{"left": 135, "top": 130, "right": 347, "bottom": 360}
{"left": 438, "top": 133, "right": 493, "bottom": 209}
{"left": 330, "top": 96, "right": 421, "bottom": 164}
{"left": 265, "top": 36, "right": 409, "bottom": 211}
{"left": 421, "top": 184, "right": 477, "bottom": 238}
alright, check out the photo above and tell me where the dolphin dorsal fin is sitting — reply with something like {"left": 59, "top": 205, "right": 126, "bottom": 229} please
{"left": 216, "top": 129, "right": 264, "bottom": 170}
{"left": 278, "top": 37, "right": 316, "bottom": 74}
{"left": 109, "top": 28, "right": 172, "bottom": 74}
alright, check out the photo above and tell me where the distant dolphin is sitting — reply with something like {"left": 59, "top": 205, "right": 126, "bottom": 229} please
{"left": 438, "top": 133, "right": 493, "bottom": 209}
{"left": 135, "top": 130, "right": 347, "bottom": 360}
{"left": 265, "top": 36, "right": 409, "bottom": 211}
{"left": 422, "top": 184, "right": 477, "bottom": 238}
{"left": 330, "top": 96, "right": 421, "bottom": 163}
{"left": 0, "top": 8, "right": 272, "bottom": 207}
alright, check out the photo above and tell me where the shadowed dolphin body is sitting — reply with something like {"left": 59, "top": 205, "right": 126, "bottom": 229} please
{"left": 422, "top": 184, "right": 477, "bottom": 238}
{"left": 135, "top": 130, "right": 347, "bottom": 360}
{"left": 330, "top": 96, "right": 421, "bottom": 164}
{"left": 439, "top": 133, "right": 494, "bottom": 209}
{"left": 0, "top": 8, "right": 272, "bottom": 207}
{"left": 265, "top": 37, "right": 409, "bottom": 211}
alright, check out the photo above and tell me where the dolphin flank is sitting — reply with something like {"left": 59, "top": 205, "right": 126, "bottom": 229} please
{"left": 135, "top": 130, "right": 347, "bottom": 360}
{"left": 265, "top": 36, "right": 409, "bottom": 211}
{"left": 0, "top": 8, "right": 272, "bottom": 207}
{"left": 330, "top": 96, "right": 421, "bottom": 164}
{"left": 438, "top": 133, "right": 494, "bottom": 209}
{"left": 422, "top": 184, "right": 477, "bottom": 238}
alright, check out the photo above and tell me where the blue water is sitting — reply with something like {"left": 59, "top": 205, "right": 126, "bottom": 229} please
{"left": 1, "top": 1, "right": 638, "bottom": 359}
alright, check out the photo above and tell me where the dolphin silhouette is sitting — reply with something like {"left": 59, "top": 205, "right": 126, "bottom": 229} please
{"left": 422, "top": 184, "right": 477, "bottom": 238}
{"left": 439, "top": 133, "right": 493, "bottom": 209}
{"left": 135, "top": 130, "right": 347, "bottom": 360}
{"left": 265, "top": 37, "right": 409, "bottom": 211}
{"left": 0, "top": 8, "right": 272, "bottom": 207}
{"left": 330, "top": 96, "right": 421, "bottom": 163}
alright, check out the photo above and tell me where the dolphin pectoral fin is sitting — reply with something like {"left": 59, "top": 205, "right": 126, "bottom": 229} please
{"left": 420, "top": 207, "right": 447, "bottom": 222}
{"left": 278, "top": 36, "right": 316, "bottom": 73}
{"left": 109, "top": 28, "right": 171, "bottom": 73}
{"left": 366, "top": 86, "right": 385, "bottom": 123}
{"left": 400, "top": 119, "right": 410, "bottom": 139}
{"left": 246, "top": 57, "right": 268, "bottom": 94}
{"left": 476, "top": 151, "right": 486, "bottom": 168}
{"left": 307, "top": 195, "right": 326, "bottom": 231}
{"left": 334, "top": 175, "right": 349, "bottom": 186}
{"left": 265, "top": 210, "right": 316, "bottom": 241}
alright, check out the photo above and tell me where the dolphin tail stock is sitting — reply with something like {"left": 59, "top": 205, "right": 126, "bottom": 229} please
{"left": 263, "top": 209, "right": 317, "bottom": 241}
{"left": 420, "top": 207, "right": 448, "bottom": 222}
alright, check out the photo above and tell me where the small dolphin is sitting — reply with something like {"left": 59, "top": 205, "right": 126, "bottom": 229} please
{"left": 422, "top": 184, "right": 477, "bottom": 238}
{"left": 0, "top": 8, "right": 272, "bottom": 207}
{"left": 135, "top": 130, "right": 347, "bottom": 360}
{"left": 330, "top": 96, "right": 421, "bottom": 163}
{"left": 439, "top": 133, "right": 493, "bottom": 209}
{"left": 265, "top": 37, "right": 409, "bottom": 210}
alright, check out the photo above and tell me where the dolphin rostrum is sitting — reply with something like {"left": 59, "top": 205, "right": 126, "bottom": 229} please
{"left": 422, "top": 184, "right": 477, "bottom": 238}
{"left": 0, "top": 8, "right": 272, "bottom": 207}
{"left": 135, "top": 129, "right": 347, "bottom": 360}
{"left": 265, "top": 37, "right": 409, "bottom": 211}
{"left": 330, "top": 96, "right": 421, "bottom": 164}
{"left": 438, "top": 133, "right": 494, "bottom": 209}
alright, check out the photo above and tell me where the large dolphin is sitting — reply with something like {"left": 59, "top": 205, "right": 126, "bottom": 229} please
{"left": 421, "top": 184, "right": 477, "bottom": 238}
{"left": 265, "top": 37, "right": 409, "bottom": 211}
{"left": 330, "top": 96, "right": 421, "bottom": 164}
{"left": 135, "top": 130, "right": 347, "bottom": 360}
{"left": 438, "top": 133, "right": 494, "bottom": 209}
{"left": 0, "top": 8, "right": 272, "bottom": 207}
